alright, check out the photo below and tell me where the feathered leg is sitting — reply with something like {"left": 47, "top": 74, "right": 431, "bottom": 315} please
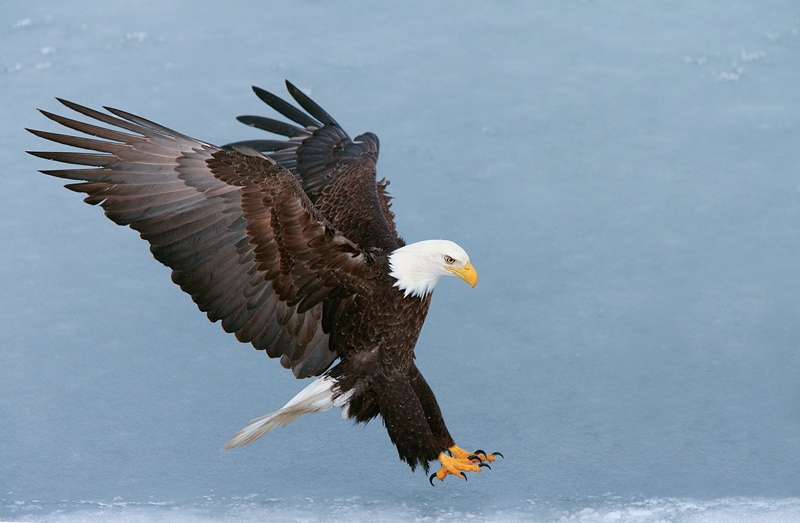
{"left": 375, "top": 371, "right": 444, "bottom": 472}
{"left": 407, "top": 364, "right": 455, "bottom": 448}
{"left": 407, "top": 364, "right": 501, "bottom": 484}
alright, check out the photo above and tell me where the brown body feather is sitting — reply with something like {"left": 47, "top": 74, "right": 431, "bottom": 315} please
{"left": 28, "top": 82, "right": 456, "bottom": 471}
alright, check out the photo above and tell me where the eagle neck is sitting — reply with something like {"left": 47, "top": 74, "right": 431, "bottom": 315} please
{"left": 387, "top": 241, "right": 445, "bottom": 299}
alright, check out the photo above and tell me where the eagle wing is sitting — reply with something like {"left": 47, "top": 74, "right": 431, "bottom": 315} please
{"left": 225, "top": 81, "right": 403, "bottom": 250}
{"left": 28, "top": 99, "right": 377, "bottom": 378}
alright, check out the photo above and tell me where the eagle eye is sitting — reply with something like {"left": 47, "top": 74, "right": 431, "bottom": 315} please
{"left": 443, "top": 255, "right": 456, "bottom": 265}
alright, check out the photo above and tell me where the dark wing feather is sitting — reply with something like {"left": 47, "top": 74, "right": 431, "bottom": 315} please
{"left": 252, "top": 85, "right": 319, "bottom": 128}
{"left": 28, "top": 100, "right": 377, "bottom": 378}
{"left": 283, "top": 80, "right": 338, "bottom": 126}
{"left": 236, "top": 115, "right": 307, "bottom": 138}
{"left": 224, "top": 81, "right": 402, "bottom": 250}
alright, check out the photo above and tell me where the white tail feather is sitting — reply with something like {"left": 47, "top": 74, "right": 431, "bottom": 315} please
{"left": 223, "top": 376, "right": 349, "bottom": 449}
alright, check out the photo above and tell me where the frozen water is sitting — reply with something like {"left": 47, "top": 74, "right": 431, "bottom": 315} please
{"left": 4, "top": 497, "right": 800, "bottom": 523}
{"left": 2, "top": 1, "right": 799, "bottom": 521}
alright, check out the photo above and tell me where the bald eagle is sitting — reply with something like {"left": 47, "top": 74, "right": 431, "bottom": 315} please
{"left": 28, "top": 81, "right": 501, "bottom": 483}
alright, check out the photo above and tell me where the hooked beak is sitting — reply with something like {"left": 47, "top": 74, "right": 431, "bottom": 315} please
{"left": 446, "top": 262, "right": 478, "bottom": 288}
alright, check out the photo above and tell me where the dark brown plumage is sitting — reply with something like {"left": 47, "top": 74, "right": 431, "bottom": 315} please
{"left": 28, "top": 81, "right": 490, "bottom": 477}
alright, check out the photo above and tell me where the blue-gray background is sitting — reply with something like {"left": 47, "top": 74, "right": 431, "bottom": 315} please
{"left": 2, "top": 2, "right": 798, "bottom": 522}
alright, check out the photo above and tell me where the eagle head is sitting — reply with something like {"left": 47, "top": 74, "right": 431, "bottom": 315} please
{"left": 388, "top": 239, "right": 478, "bottom": 299}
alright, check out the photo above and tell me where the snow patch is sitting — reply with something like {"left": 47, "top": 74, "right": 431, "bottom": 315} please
{"left": 3, "top": 497, "right": 800, "bottom": 523}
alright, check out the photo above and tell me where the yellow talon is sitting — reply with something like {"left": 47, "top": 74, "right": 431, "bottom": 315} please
{"left": 435, "top": 451, "right": 481, "bottom": 480}
{"left": 430, "top": 445, "right": 486, "bottom": 484}
{"left": 429, "top": 445, "right": 503, "bottom": 484}
{"left": 449, "top": 445, "right": 496, "bottom": 463}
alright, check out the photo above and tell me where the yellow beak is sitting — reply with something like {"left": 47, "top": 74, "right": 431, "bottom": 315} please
{"left": 447, "top": 262, "right": 478, "bottom": 288}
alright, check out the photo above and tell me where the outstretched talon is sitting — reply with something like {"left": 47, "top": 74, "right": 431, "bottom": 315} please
{"left": 429, "top": 445, "right": 501, "bottom": 485}
{"left": 468, "top": 448, "right": 504, "bottom": 463}
{"left": 430, "top": 450, "right": 480, "bottom": 485}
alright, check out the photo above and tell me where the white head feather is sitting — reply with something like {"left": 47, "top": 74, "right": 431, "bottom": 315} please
{"left": 388, "top": 239, "right": 477, "bottom": 299}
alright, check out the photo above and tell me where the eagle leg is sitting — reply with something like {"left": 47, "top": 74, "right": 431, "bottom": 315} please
{"left": 429, "top": 445, "right": 496, "bottom": 485}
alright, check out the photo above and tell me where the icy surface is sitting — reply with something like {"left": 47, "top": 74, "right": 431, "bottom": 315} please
{"left": 2, "top": 1, "right": 799, "bottom": 521}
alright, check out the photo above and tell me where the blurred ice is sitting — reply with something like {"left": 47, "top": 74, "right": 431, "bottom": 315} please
{"left": 5, "top": 497, "right": 800, "bottom": 523}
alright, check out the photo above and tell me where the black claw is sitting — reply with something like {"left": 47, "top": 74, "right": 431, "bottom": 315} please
{"left": 429, "top": 473, "right": 437, "bottom": 486}
{"left": 460, "top": 472, "right": 468, "bottom": 481}
{"left": 491, "top": 451, "right": 504, "bottom": 459}
{"left": 473, "top": 449, "right": 487, "bottom": 456}
{"left": 477, "top": 462, "right": 491, "bottom": 470}
{"left": 467, "top": 454, "right": 481, "bottom": 461}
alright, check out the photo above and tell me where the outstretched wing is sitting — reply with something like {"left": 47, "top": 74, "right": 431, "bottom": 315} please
{"left": 225, "top": 81, "right": 403, "bottom": 251}
{"left": 27, "top": 100, "right": 377, "bottom": 378}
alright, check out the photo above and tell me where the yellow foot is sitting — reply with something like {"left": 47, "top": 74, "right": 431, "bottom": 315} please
{"left": 450, "top": 445, "right": 503, "bottom": 464}
{"left": 429, "top": 445, "right": 504, "bottom": 485}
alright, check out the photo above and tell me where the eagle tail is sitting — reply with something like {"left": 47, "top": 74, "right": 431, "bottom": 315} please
{"left": 223, "top": 375, "right": 348, "bottom": 449}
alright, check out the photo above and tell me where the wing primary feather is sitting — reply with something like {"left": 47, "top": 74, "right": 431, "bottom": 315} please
{"left": 251, "top": 86, "right": 319, "bottom": 128}
{"left": 31, "top": 111, "right": 133, "bottom": 143}
{"left": 236, "top": 116, "right": 308, "bottom": 138}
{"left": 26, "top": 124, "right": 113, "bottom": 150}
{"left": 223, "top": 140, "right": 297, "bottom": 153}
{"left": 54, "top": 99, "right": 156, "bottom": 137}
{"left": 28, "top": 151, "right": 114, "bottom": 167}
{"left": 36, "top": 107, "right": 196, "bottom": 156}
{"left": 284, "top": 80, "right": 338, "bottom": 127}
{"left": 103, "top": 106, "right": 209, "bottom": 145}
